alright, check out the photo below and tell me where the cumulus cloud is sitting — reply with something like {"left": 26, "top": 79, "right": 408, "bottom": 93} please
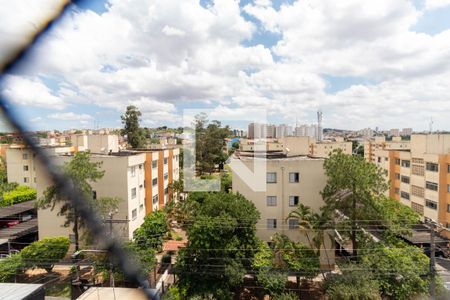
{"left": 48, "top": 112, "right": 93, "bottom": 122}
{"left": 1, "top": 0, "right": 450, "bottom": 130}
{"left": 1, "top": 75, "right": 65, "bottom": 109}
{"left": 425, "top": 0, "right": 450, "bottom": 10}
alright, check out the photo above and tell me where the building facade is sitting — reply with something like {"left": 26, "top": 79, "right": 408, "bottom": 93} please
{"left": 231, "top": 155, "right": 334, "bottom": 267}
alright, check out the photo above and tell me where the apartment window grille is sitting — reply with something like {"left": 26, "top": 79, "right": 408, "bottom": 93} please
{"left": 267, "top": 219, "right": 277, "bottom": 229}
{"left": 425, "top": 200, "right": 437, "bottom": 210}
{"left": 412, "top": 165, "right": 424, "bottom": 176}
{"left": 22, "top": 153, "right": 28, "bottom": 160}
{"left": 23, "top": 177, "right": 28, "bottom": 183}
{"left": 130, "top": 166, "right": 136, "bottom": 177}
{"left": 288, "top": 219, "right": 299, "bottom": 229}
{"left": 164, "top": 157, "right": 168, "bottom": 164}
{"left": 289, "top": 172, "right": 300, "bottom": 183}
{"left": 152, "top": 160, "right": 157, "bottom": 169}
{"left": 401, "top": 160, "right": 410, "bottom": 168}
{"left": 131, "top": 188, "right": 137, "bottom": 199}
{"left": 153, "top": 195, "right": 158, "bottom": 205}
{"left": 132, "top": 209, "right": 137, "bottom": 220}
{"left": 266, "top": 172, "right": 277, "bottom": 183}
{"left": 152, "top": 178, "right": 158, "bottom": 186}
{"left": 23, "top": 165, "right": 28, "bottom": 171}
{"left": 426, "top": 162, "right": 439, "bottom": 172}
{"left": 425, "top": 181, "right": 438, "bottom": 191}
{"left": 164, "top": 173, "right": 169, "bottom": 180}
{"left": 266, "top": 196, "right": 277, "bottom": 206}
{"left": 411, "top": 202, "right": 424, "bottom": 215}
{"left": 395, "top": 173, "right": 400, "bottom": 180}
{"left": 395, "top": 159, "right": 400, "bottom": 165}
{"left": 289, "top": 196, "right": 299, "bottom": 206}
{"left": 401, "top": 176, "right": 410, "bottom": 184}
{"left": 412, "top": 158, "right": 424, "bottom": 164}
{"left": 400, "top": 191, "right": 410, "bottom": 200}
{"left": 411, "top": 185, "right": 424, "bottom": 198}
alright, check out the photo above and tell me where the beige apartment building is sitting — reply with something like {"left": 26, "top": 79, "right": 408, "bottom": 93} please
{"left": 36, "top": 152, "right": 147, "bottom": 241}
{"left": 239, "top": 136, "right": 352, "bottom": 158}
{"left": 231, "top": 154, "right": 334, "bottom": 267}
{"left": 364, "top": 136, "right": 410, "bottom": 163}
{"left": 6, "top": 145, "right": 75, "bottom": 188}
{"left": 370, "top": 134, "right": 450, "bottom": 236}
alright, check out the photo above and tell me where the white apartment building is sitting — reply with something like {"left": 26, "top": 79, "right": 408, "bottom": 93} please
{"left": 70, "top": 134, "right": 119, "bottom": 154}
{"left": 231, "top": 155, "right": 334, "bottom": 267}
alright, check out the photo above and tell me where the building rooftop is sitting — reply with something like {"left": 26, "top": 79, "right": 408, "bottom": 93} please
{"left": 236, "top": 154, "right": 324, "bottom": 161}
{"left": 0, "top": 200, "right": 35, "bottom": 219}
{"left": 0, "top": 283, "right": 44, "bottom": 300}
{"left": 77, "top": 287, "right": 152, "bottom": 300}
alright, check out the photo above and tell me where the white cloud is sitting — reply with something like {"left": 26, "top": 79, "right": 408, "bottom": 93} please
{"left": 425, "top": 0, "right": 450, "bottom": 10}
{"left": 162, "top": 25, "right": 186, "bottom": 36}
{"left": 48, "top": 112, "right": 93, "bottom": 122}
{"left": 1, "top": 75, "right": 65, "bottom": 109}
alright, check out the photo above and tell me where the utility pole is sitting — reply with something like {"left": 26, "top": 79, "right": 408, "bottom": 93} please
{"left": 108, "top": 212, "right": 115, "bottom": 288}
{"left": 428, "top": 219, "right": 436, "bottom": 299}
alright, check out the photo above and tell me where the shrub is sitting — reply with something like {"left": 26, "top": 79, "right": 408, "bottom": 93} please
{"left": 0, "top": 254, "right": 24, "bottom": 282}
{"left": 21, "top": 237, "right": 70, "bottom": 273}
{"left": 2, "top": 186, "right": 36, "bottom": 206}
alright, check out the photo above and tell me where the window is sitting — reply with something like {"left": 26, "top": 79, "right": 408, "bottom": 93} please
{"left": 132, "top": 209, "right": 137, "bottom": 220}
{"left": 165, "top": 187, "right": 169, "bottom": 195}
{"left": 92, "top": 191, "right": 97, "bottom": 200}
{"left": 131, "top": 188, "right": 137, "bottom": 199}
{"left": 130, "top": 166, "right": 136, "bottom": 177}
{"left": 411, "top": 185, "right": 424, "bottom": 197}
{"left": 426, "top": 181, "right": 438, "bottom": 191}
{"left": 23, "top": 165, "right": 29, "bottom": 171}
{"left": 266, "top": 172, "right": 277, "bottom": 183}
{"left": 22, "top": 153, "right": 28, "bottom": 160}
{"left": 448, "top": 184, "right": 450, "bottom": 193}
{"left": 394, "top": 188, "right": 400, "bottom": 194}
{"left": 411, "top": 202, "right": 423, "bottom": 215}
{"left": 289, "top": 172, "right": 300, "bottom": 183}
{"left": 34, "top": 177, "right": 36, "bottom": 183}
{"left": 448, "top": 164, "right": 450, "bottom": 173}
{"left": 401, "top": 160, "right": 410, "bottom": 167}
{"left": 448, "top": 204, "right": 450, "bottom": 213}
{"left": 401, "top": 176, "right": 410, "bottom": 184}
{"left": 377, "top": 157, "right": 381, "bottom": 163}
{"left": 395, "top": 173, "right": 400, "bottom": 180}
{"left": 425, "top": 200, "right": 437, "bottom": 210}
{"left": 400, "top": 191, "right": 410, "bottom": 200}
{"left": 395, "top": 159, "right": 400, "bottom": 165}
{"left": 267, "top": 219, "right": 277, "bottom": 229}
{"left": 289, "top": 196, "right": 299, "bottom": 206}
{"left": 385, "top": 157, "right": 388, "bottom": 161}
{"left": 152, "top": 160, "right": 157, "bottom": 169}
{"left": 266, "top": 196, "right": 277, "bottom": 206}
{"left": 152, "top": 178, "right": 158, "bottom": 186}
{"left": 426, "top": 162, "right": 439, "bottom": 172}
{"left": 412, "top": 165, "right": 424, "bottom": 176}
{"left": 164, "top": 173, "right": 169, "bottom": 180}
{"left": 23, "top": 177, "right": 28, "bottom": 183}
{"left": 164, "top": 157, "right": 168, "bottom": 164}
{"left": 140, "top": 204, "right": 144, "bottom": 211}
{"left": 139, "top": 184, "right": 143, "bottom": 189}
{"left": 153, "top": 195, "right": 158, "bottom": 204}
{"left": 288, "top": 219, "right": 299, "bottom": 229}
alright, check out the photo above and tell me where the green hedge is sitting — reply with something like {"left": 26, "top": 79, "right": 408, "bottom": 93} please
{"left": 0, "top": 254, "right": 24, "bottom": 282}
{"left": 1, "top": 186, "right": 36, "bottom": 206}
{"left": 21, "top": 237, "right": 70, "bottom": 273}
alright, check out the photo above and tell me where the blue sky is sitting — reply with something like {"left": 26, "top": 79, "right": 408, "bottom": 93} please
{"left": 1, "top": 0, "right": 450, "bottom": 132}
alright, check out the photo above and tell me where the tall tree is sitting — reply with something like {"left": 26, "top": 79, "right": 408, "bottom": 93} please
{"left": 121, "top": 105, "right": 146, "bottom": 148}
{"left": 38, "top": 151, "right": 117, "bottom": 251}
{"left": 321, "top": 149, "right": 388, "bottom": 259}
{"left": 176, "top": 192, "right": 260, "bottom": 299}
{"left": 194, "top": 114, "right": 231, "bottom": 174}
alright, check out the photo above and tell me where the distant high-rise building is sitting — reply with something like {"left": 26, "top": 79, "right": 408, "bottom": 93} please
{"left": 400, "top": 128, "right": 412, "bottom": 136}
{"left": 389, "top": 128, "right": 400, "bottom": 137}
{"left": 317, "top": 110, "right": 323, "bottom": 141}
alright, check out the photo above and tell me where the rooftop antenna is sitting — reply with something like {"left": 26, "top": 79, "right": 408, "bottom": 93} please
{"left": 429, "top": 117, "right": 433, "bottom": 134}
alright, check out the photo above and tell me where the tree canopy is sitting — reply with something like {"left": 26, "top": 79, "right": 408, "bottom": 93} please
{"left": 121, "top": 105, "right": 146, "bottom": 148}
{"left": 175, "top": 192, "right": 260, "bottom": 299}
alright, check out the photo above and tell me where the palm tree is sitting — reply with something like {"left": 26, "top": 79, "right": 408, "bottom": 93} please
{"left": 287, "top": 204, "right": 333, "bottom": 275}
